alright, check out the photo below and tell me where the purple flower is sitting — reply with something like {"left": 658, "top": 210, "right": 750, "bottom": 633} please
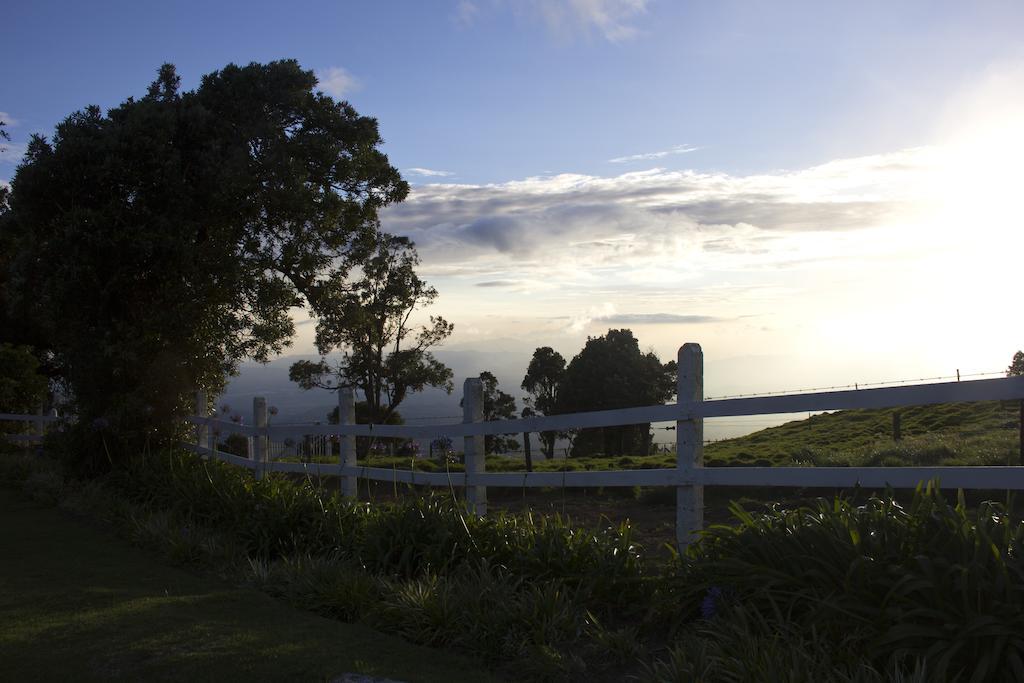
{"left": 700, "top": 586, "right": 724, "bottom": 620}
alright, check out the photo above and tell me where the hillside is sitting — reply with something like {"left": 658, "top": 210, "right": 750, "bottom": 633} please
{"left": 705, "top": 399, "right": 1020, "bottom": 467}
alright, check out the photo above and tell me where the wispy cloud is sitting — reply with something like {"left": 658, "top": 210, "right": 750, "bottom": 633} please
{"left": 453, "top": 0, "right": 480, "bottom": 27}
{"left": 315, "top": 66, "right": 359, "bottom": 99}
{"left": 0, "top": 112, "right": 18, "bottom": 127}
{"left": 608, "top": 144, "right": 698, "bottom": 164}
{"left": 537, "top": 0, "right": 650, "bottom": 42}
{"left": 568, "top": 302, "right": 617, "bottom": 332}
{"left": 475, "top": 280, "right": 520, "bottom": 288}
{"left": 597, "top": 313, "right": 722, "bottom": 324}
{"left": 0, "top": 141, "right": 27, "bottom": 164}
{"left": 462, "top": 1, "right": 648, "bottom": 42}
{"left": 405, "top": 167, "right": 455, "bottom": 178}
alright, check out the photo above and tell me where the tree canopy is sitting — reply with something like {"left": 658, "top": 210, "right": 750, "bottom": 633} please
{"left": 288, "top": 233, "right": 454, "bottom": 425}
{"left": 1008, "top": 351, "right": 1024, "bottom": 377}
{"left": 556, "top": 329, "right": 676, "bottom": 457}
{"left": 0, "top": 60, "right": 408, "bottom": 470}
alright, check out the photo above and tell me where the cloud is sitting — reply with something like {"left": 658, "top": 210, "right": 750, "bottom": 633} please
{"left": 475, "top": 280, "right": 520, "bottom": 287}
{"left": 454, "top": 0, "right": 480, "bottom": 27}
{"left": 536, "top": 0, "right": 650, "bottom": 42}
{"left": 568, "top": 302, "right": 617, "bottom": 332}
{"left": 405, "top": 167, "right": 455, "bottom": 177}
{"left": 381, "top": 147, "right": 930, "bottom": 287}
{"left": 596, "top": 313, "right": 722, "bottom": 324}
{"left": 0, "top": 112, "right": 18, "bottom": 127}
{"left": 315, "top": 67, "right": 359, "bottom": 99}
{"left": 609, "top": 144, "right": 698, "bottom": 163}
{"left": 0, "top": 141, "right": 27, "bottom": 164}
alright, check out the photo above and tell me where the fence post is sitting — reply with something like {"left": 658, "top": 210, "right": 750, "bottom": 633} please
{"left": 34, "top": 403, "right": 45, "bottom": 446}
{"left": 195, "top": 390, "right": 208, "bottom": 454}
{"left": 253, "top": 397, "right": 268, "bottom": 479}
{"left": 463, "top": 377, "right": 486, "bottom": 516}
{"left": 676, "top": 343, "right": 704, "bottom": 548}
{"left": 339, "top": 386, "right": 358, "bottom": 499}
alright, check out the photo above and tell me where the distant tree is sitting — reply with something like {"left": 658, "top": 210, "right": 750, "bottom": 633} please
{"left": 0, "top": 120, "right": 8, "bottom": 212}
{"left": 288, "top": 234, "right": 454, "bottom": 425}
{"left": 1008, "top": 351, "right": 1024, "bottom": 377}
{"left": 464, "top": 371, "right": 519, "bottom": 455}
{"left": 0, "top": 60, "right": 408, "bottom": 472}
{"left": 556, "top": 329, "right": 676, "bottom": 457}
{"left": 521, "top": 346, "right": 566, "bottom": 459}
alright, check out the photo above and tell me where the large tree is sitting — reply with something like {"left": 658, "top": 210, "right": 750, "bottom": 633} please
{"left": 556, "top": 329, "right": 676, "bottom": 457}
{"left": 521, "top": 346, "right": 566, "bottom": 459}
{"left": 0, "top": 61, "right": 408, "bottom": 471}
{"left": 288, "top": 233, "right": 454, "bottom": 425}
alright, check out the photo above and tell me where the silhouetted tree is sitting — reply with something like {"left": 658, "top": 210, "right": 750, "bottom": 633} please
{"left": 1008, "top": 351, "right": 1024, "bottom": 377}
{"left": 0, "top": 61, "right": 408, "bottom": 472}
{"left": 557, "top": 329, "right": 676, "bottom": 457}
{"left": 288, "top": 233, "right": 454, "bottom": 425}
{"left": 521, "top": 346, "right": 566, "bottom": 459}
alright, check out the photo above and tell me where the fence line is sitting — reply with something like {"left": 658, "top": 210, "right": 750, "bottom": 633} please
{"left": 183, "top": 344, "right": 1024, "bottom": 546}
{"left": 5, "top": 342, "right": 1024, "bottom": 547}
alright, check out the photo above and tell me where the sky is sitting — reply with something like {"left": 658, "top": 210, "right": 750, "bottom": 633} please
{"left": 3, "top": 0, "right": 1024, "bottom": 402}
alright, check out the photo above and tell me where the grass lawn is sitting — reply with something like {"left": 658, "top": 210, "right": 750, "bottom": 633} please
{"left": 0, "top": 490, "right": 497, "bottom": 683}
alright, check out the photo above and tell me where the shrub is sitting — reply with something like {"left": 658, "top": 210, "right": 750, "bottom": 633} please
{"left": 674, "top": 483, "right": 1024, "bottom": 681}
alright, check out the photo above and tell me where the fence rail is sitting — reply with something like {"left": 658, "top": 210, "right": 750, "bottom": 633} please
{"left": 6, "top": 342, "right": 1024, "bottom": 546}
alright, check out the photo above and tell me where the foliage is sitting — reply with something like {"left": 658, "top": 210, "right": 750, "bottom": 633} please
{"left": 671, "top": 484, "right": 1024, "bottom": 681}
{"left": 521, "top": 346, "right": 566, "bottom": 459}
{"left": 0, "top": 343, "right": 48, "bottom": 417}
{"left": 0, "top": 60, "right": 407, "bottom": 471}
{"left": 557, "top": 329, "right": 676, "bottom": 457}
{"left": 289, "top": 234, "right": 454, "bottom": 425}
{"left": 1008, "top": 350, "right": 1024, "bottom": 377}
{"left": 478, "top": 370, "right": 518, "bottom": 454}
{"left": 13, "top": 445, "right": 1024, "bottom": 680}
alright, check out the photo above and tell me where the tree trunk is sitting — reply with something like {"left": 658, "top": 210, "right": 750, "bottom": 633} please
{"left": 523, "top": 431, "right": 533, "bottom": 472}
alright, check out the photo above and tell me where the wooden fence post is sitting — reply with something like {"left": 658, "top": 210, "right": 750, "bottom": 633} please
{"left": 253, "top": 397, "right": 267, "bottom": 479}
{"left": 463, "top": 377, "right": 486, "bottom": 516}
{"left": 677, "top": 343, "right": 704, "bottom": 548}
{"left": 195, "top": 390, "right": 208, "bottom": 454}
{"left": 33, "top": 403, "right": 45, "bottom": 446}
{"left": 339, "top": 386, "right": 357, "bottom": 499}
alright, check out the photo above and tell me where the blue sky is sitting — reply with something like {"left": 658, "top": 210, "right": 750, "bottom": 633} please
{"left": 3, "top": 1, "right": 1024, "bottom": 396}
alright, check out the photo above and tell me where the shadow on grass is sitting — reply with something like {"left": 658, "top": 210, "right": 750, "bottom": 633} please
{"left": 0, "top": 493, "right": 496, "bottom": 682}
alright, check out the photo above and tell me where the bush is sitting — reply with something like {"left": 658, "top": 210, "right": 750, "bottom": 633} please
{"left": 673, "top": 483, "right": 1024, "bottom": 681}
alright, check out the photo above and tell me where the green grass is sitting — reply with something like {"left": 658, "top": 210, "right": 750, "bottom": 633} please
{"left": 703, "top": 400, "right": 1020, "bottom": 467}
{"left": 0, "top": 490, "right": 496, "bottom": 682}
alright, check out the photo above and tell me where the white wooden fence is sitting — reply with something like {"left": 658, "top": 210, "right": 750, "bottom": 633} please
{"left": 0, "top": 410, "right": 59, "bottom": 443}
{"left": 183, "top": 343, "right": 1024, "bottom": 546}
